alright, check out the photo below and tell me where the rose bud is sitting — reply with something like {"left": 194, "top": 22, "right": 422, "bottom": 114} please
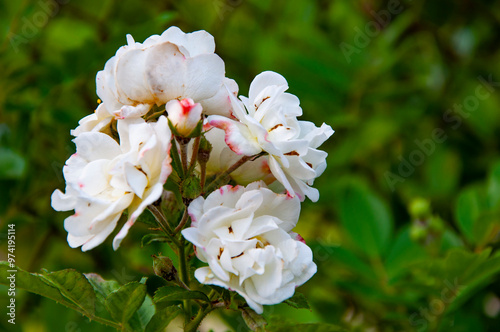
{"left": 166, "top": 98, "right": 203, "bottom": 137}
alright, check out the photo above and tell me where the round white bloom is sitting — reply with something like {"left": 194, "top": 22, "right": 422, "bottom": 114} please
{"left": 52, "top": 116, "right": 172, "bottom": 251}
{"left": 74, "top": 26, "right": 237, "bottom": 135}
{"left": 207, "top": 71, "right": 334, "bottom": 202}
{"left": 181, "top": 182, "right": 317, "bottom": 314}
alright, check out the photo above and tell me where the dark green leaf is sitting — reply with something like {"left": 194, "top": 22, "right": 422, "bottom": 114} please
{"left": 284, "top": 292, "right": 311, "bottom": 310}
{"left": 336, "top": 182, "right": 393, "bottom": 257}
{"left": 105, "top": 282, "right": 147, "bottom": 327}
{"left": 153, "top": 286, "right": 210, "bottom": 304}
{"left": 40, "top": 269, "right": 96, "bottom": 316}
{"left": 145, "top": 307, "right": 181, "bottom": 332}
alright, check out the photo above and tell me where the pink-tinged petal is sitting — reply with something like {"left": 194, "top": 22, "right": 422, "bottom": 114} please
{"left": 187, "top": 196, "right": 205, "bottom": 225}
{"left": 81, "top": 214, "right": 121, "bottom": 251}
{"left": 78, "top": 159, "right": 110, "bottom": 196}
{"left": 204, "top": 184, "right": 245, "bottom": 210}
{"left": 166, "top": 98, "right": 203, "bottom": 136}
{"left": 208, "top": 115, "right": 262, "bottom": 156}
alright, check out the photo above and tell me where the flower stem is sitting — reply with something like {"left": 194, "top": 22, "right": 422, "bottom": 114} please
{"left": 205, "top": 154, "right": 259, "bottom": 193}
{"left": 176, "top": 137, "right": 190, "bottom": 175}
{"left": 185, "top": 305, "right": 216, "bottom": 332}
{"left": 188, "top": 135, "right": 201, "bottom": 173}
{"left": 174, "top": 208, "right": 190, "bottom": 233}
{"left": 200, "top": 161, "right": 207, "bottom": 193}
{"left": 147, "top": 205, "right": 180, "bottom": 247}
{"left": 178, "top": 235, "right": 191, "bottom": 325}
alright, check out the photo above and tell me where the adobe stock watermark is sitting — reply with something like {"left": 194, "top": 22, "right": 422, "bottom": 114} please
{"left": 385, "top": 74, "right": 499, "bottom": 191}
{"left": 409, "top": 278, "right": 465, "bottom": 331}
{"left": 8, "top": 0, "right": 69, "bottom": 53}
{"left": 339, "top": 0, "right": 410, "bottom": 63}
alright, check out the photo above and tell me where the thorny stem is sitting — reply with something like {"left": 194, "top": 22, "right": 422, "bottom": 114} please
{"left": 177, "top": 137, "right": 190, "bottom": 175}
{"left": 200, "top": 161, "right": 207, "bottom": 193}
{"left": 185, "top": 304, "right": 217, "bottom": 332}
{"left": 188, "top": 135, "right": 201, "bottom": 173}
{"left": 205, "top": 153, "right": 263, "bottom": 193}
{"left": 178, "top": 236, "right": 191, "bottom": 325}
{"left": 147, "top": 205, "right": 180, "bottom": 247}
{"left": 174, "top": 208, "right": 190, "bottom": 234}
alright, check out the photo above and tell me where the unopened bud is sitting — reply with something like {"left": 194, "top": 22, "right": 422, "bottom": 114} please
{"left": 181, "top": 176, "right": 201, "bottom": 200}
{"left": 409, "top": 198, "right": 431, "bottom": 220}
{"left": 152, "top": 254, "right": 177, "bottom": 281}
{"left": 198, "top": 136, "right": 212, "bottom": 164}
{"left": 166, "top": 98, "right": 203, "bottom": 137}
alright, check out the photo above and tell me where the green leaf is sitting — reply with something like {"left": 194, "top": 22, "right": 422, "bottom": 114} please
{"left": 85, "top": 273, "right": 120, "bottom": 318}
{"left": 455, "top": 186, "right": 486, "bottom": 244}
{"left": 241, "top": 307, "right": 267, "bottom": 332}
{"left": 145, "top": 307, "right": 181, "bottom": 332}
{"left": 153, "top": 286, "right": 210, "bottom": 304}
{"left": 487, "top": 161, "right": 500, "bottom": 209}
{"left": 40, "top": 269, "right": 97, "bottom": 316}
{"left": 129, "top": 292, "right": 155, "bottom": 332}
{"left": 136, "top": 208, "right": 160, "bottom": 227}
{"left": 336, "top": 182, "right": 393, "bottom": 257}
{"left": 284, "top": 292, "right": 311, "bottom": 310}
{"left": 105, "top": 282, "right": 147, "bottom": 328}
{"left": 0, "top": 148, "right": 26, "bottom": 179}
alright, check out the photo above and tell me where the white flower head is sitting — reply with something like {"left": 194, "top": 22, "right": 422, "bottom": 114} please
{"left": 52, "top": 116, "right": 172, "bottom": 250}
{"left": 181, "top": 181, "right": 316, "bottom": 314}
{"left": 75, "top": 26, "right": 237, "bottom": 135}
{"left": 208, "top": 71, "right": 334, "bottom": 202}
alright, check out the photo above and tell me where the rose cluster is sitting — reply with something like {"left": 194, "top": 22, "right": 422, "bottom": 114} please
{"left": 52, "top": 27, "right": 333, "bottom": 313}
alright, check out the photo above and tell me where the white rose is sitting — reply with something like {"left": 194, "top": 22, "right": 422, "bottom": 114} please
{"left": 74, "top": 26, "right": 237, "bottom": 135}
{"left": 207, "top": 71, "right": 334, "bottom": 202}
{"left": 181, "top": 181, "right": 317, "bottom": 314}
{"left": 52, "top": 116, "right": 172, "bottom": 250}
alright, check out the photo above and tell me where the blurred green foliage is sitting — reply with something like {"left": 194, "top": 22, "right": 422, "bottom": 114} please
{"left": 1, "top": 0, "right": 500, "bottom": 331}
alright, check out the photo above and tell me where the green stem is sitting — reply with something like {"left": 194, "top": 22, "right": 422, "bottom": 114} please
{"left": 170, "top": 138, "right": 184, "bottom": 178}
{"left": 188, "top": 135, "right": 201, "bottom": 173}
{"left": 177, "top": 137, "right": 189, "bottom": 175}
{"left": 200, "top": 161, "right": 207, "bottom": 194}
{"left": 205, "top": 154, "right": 255, "bottom": 193}
{"left": 185, "top": 305, "right": 216, "bottom": 332}
{"left": 178, "top": 236, "right": 191, "bottom": 325}
{"left": 148, "top": 205, "right": 180, "bottom": 247}
{"left": 174, "top": 208, "right": 190, "bottom": 234}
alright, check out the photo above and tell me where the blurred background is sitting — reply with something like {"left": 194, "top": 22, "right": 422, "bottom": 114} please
{"left": 1, "top": 0, "right": 500, "bottom": 331}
